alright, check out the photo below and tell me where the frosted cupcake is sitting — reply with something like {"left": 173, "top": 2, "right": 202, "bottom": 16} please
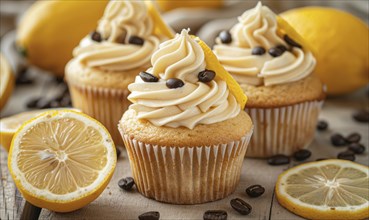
{"left": 213, "top": 2, "right": 325, "bottom": 157}
{"left": 65, "top": 1, "right": 172, "bottom": 145}
{"left": 119, "top": 29, "right": 253, "bottom": 204}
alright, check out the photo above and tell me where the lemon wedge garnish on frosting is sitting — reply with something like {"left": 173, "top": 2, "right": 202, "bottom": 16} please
{"left": 276, "top": 16, "right": 316, "bottom": 54}
{"left": 194, "top": 36, "right": 247, "bottom": 109}
{"left": 145, "top": 1, "right": 175, "bottom": 39}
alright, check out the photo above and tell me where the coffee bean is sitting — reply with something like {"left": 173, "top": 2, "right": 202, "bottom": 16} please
{"left": 337, "top": 151, "right": 355, "bottom": 161}
{"left": 284, "top": 35, "right": 302, "bottom": 48}
{"left": 331, "top": 134, "right": 347, "bottom": 147}
{"left": 276, "top": 45, "right": 288, "bottom": 53}
{"left": 317, "top": 120, "right": 328, "bottom": 131}
{"left": 139, "top": 71, "right": 159, "bottom": 82}
{"left": 353, "top": 110, "right": 369, "bottom": 123}
{"left": 293, "top": 149, "right": 311, "bottom": 161}
{"left": 118, "top": 177, "right": 135, "bottom": 191}
{"left": 348, "top": 143, "right": 366, "bottom": 154}
{"left": 219, "top": 31, "right": 232, "bottom": 44}
{"left": 268, "top": 47, "right": 284, "bottom": 57}
{"left": 91, "top": 31, "right": 102, "bottom": 42}
{"left": 230, "top": 198, "right": 252, "bottom": 215}
{"left": 198, "top": 69, "right": 216, "bottom": 83}
{"left": 166, "top": 78, "right": 184, "bottom": 89}
{"left": 128, "top": 36, "right": 144, "bottom": 46}
{"left": 138, "top": 211, "right": 160, "bottom": 220}
{"left": 246, "top": 185, "right": 265, "bottom": 198}
{"left": 267, "top": 154, "right": 290, "bottom": 165}
{"left": 203, "top": 210, "right": 227, "bottom": 220}
{"left": 346, "top": 132, "right": 361, "bottom": 143}
{"left": 251, "top": 46, "right": 266, "bottom": 55}
{"left": 26, "top": 97, "right": 41, "bottom": 109}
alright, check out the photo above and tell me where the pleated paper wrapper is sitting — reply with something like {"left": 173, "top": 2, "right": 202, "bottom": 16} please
{"left": 120, "top": 130, "right": 253, "bottom": 204}
{"left": 245, "top": 100, "right": 324, "bottom": 158}
{"left": 68, "top": 83, "right": 130, "bottom": 146}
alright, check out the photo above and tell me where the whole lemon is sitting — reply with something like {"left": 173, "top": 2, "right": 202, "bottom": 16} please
{"left": 281, "top": 7, "right": 369, "bottom": 95}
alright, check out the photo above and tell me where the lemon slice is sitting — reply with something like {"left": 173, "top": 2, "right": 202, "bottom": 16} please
{"left": 276, "top": 16, "right": 315, "bottom": 54}
{"left": 0, "top": 108, "right": 81, "bottom": 152}
{"left": 276, "top": 159, "right": 369, "bottom": 220}
{"left": 194, "top": 36, "right": 247, "bottom": 109}
{"left": 0, "top": 54, "right": 15, "bottom": 110}
{"left": 145, "top": 1, "right": 175, "bottom": 39}
{"left": 8, "top": 110, "right": 116, "bottom": 212}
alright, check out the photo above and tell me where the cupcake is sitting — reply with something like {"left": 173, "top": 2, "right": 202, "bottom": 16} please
{"left": 213, "top": 2, "right": 325, "bottom": 157}
{"left": 65, "top": 1, "right": 173, "bottom": 145}
{"left": 119, "top": 29, "right": 253, "bottom": 204}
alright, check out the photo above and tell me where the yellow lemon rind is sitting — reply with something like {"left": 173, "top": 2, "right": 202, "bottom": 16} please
{"left": 8, "top": 110, "right": 116, "bottom": 212}
{"left": 194, "top": 36, "right": 247, "bottom": 109}
{"left": 0, "top": 54, "right": 15, "bottom": 110}
{"left": 275, "top": 159, "right": 369, "bottom": 220}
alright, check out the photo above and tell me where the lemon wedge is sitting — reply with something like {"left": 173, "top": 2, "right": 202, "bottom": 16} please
{"left": 194, "top": 36, "right": 247, "bottom": 109}
{"left": 145, "top": 1, "right": 175, "bottom": 39}
{"left": 276, "top": 159, "right": 369, "bottom": 220}
{"left": 0, "top": 54, "right": 15, "bottom": 110}
{"left": 8, "top": 110, "right": 116, "bottom": 212}
{"left": 0, "top": 108, "right": 80, "bottom": 152}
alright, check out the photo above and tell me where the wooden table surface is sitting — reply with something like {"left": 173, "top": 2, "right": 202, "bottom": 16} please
{"left": 1, "top": 70, "right": 368, "bottom": 220}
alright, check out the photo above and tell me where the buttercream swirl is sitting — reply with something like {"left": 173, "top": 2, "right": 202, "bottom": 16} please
{"left": 213, "top": 2, "right": 316, "bottom": 86}
{"left": 128, "top": 30, "right": 240, "bottom": 129}
{"left": 73, "top": 1, "right": 161, "bottom": 72}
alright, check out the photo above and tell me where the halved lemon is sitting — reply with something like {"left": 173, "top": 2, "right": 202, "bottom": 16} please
{"left": 8, "top": 110, "right": 116, "bottom": 212}
{"left": 0, "top": 53, "right": 15, "bottom": 110}
{"left": 0, "top": 108, "right": 80, "bottom": 152}
{"left": 276, "top": 159, "right": 369, "bottom": 220}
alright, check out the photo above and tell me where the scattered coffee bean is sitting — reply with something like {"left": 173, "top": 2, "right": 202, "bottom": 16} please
{"left": 203, "top": 210, "right": 227, "bottom": 220}
{"left": 26, "top": 97, "right": 41, "bottom": 109}
{"left": 166, "top": 78, "right": 184, "bottom": 89}
{"left": 353, "top": 110, "right": 369, "bottom": 123}
{"left": 230, "top": 198, "right": 252, "bottom": 215}
{"left": 293, "top": 149, "right": 312, "bottom": 161}
{"left": 317, "top": 120, "right": 328, "bottom": 131}
{"left": 91, "top": 31, "right": 102, "bottom": 42}
{"left": 116, "top": 147, "right": 121, "bottom": 158}
{"left": 128, "top": 36, "right": 144, "bottom": 46}
{"left": 346, "top": 132, "right": 361, "bottom": 143}
{"left": 219, "top": 31, "right": 232, "bottom": 44}
{"left": 251, "top": 46, "right": 266, "bottom": 55}
{"left": 316, "top": 158, "right": 328, "bottom": 161}
{"left": 330, "top": 133, "right": 347, "bottom": 147}
{"left": 139, "top": 71, "right": 159, "bottom": 82}
{"left": 284, "top": 35, "right": 302, "bottom": 48}
{"left": 198, "top": 69, "right": 216, "bottom": 83}
{"left": 348, "top": 143, "right": 366, "bottom": 154}
{"left": 118, "top": 177, "right": 135, "bottom": 191}
{"left": 337, "top": 151, "right": 355, "bottom": 161}
{"left": 138, "top": 211, "right": 160, "bottom": 220}
{"left": 246, "top": 185, "right": 265, "bottom": 198}
{"left": 267, "top": 154, "right": 290, "bottom": 165}
{"left": 276, "top": 45, "right": 288, "bottom": 53}
{"left": 268, "top": 47, "right": 284, "bottom": 57}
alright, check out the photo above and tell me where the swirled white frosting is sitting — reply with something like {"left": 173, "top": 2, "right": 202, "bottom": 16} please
{"left": 73, "top": 1, "right": 161, "bottom": 72}
{"left": 213, "top": 2, "right": 316, "bottom": 86}
{"left": 128, "top": 29, "right": 240, "bottom": 129}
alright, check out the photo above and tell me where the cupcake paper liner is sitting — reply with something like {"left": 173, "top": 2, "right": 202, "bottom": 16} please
{"left": 68, "top": 83, "right": 130, "bottom": 146}
{"left": 245, "top": 100, "right": 324, "bottom": 158}
{"left": 120, "top": 130, "right": 253, "bottom": 204}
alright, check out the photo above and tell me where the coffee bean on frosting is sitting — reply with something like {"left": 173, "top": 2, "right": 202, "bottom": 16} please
{"left": 166, "top": 78, "right": 184, "bottom": 89}
{"left": 198, "top": 69, "right": 216, "bottom": 83}
{"left": 139, "top": 71, "right": 159, "bottom": 82}
{"left": 251, "top": 46, "right": 266, "bottom": 55}
{"left": 128, "top": 36, "right": 144, "bottom": 46}
{"left": 91, "top": 31, "right": 102, "bottom": 42}
{"left": 284, "top": 35, "right": 302, "bottom": 48}
{"left": 203, "top": 210, "right": 227, "bottom": 220}
{"left": 268, "top": 47, "right": 284, "bottom": 57}
{"left": 219, "top": 31, "right": 232, "bottom": 44}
